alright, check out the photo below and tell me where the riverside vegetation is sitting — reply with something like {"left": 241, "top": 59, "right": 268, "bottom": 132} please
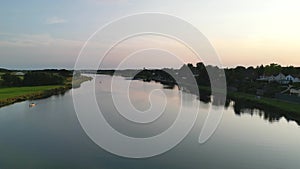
{"left": 0, "top": 69, "right": 92, "bottom": 108}
{"left": 90, "top": 63, "right": 300, "bottom": 118}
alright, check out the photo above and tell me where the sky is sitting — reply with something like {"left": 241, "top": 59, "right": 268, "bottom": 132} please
{"left": 0, "top": 0, "right": 300, "bottom": 69}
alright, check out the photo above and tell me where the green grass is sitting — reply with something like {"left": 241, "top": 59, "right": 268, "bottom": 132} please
{"left": 192, "top": 84, "right": 300, "bottom": 115}
{"left": 0, "top": 86, "right": 63, "bottom": 100}
{"left": 229, "top": 92, "right": 300, "bottom": 114}
{"left": 196, "top": 85, "right": 300, "bottom": 114}
{"left": 0, "top": 75, "right": 92, "bottom": 108}
{"left": 0, "top": 86, "right": 65, "bottom": 107}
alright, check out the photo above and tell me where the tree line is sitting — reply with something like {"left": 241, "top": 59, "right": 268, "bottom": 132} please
{"left": 131, "top": 63, "right": 300, "bottom": 98}
{"left": 0, "top": 70, "right": 73, "bottom": 87}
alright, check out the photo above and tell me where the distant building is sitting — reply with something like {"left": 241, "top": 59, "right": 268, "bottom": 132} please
{"left": 15, "top": 72, "right": 25, "bottom": 76}
{"left": 257, "top": 73, "right": 299, "bottom": 84}
{"left": 268, "top": 75, "right": 275, "bottom": 82}
{"left": 285, "top": 75, "right": 295, "bottom": 82}
{"left": 290, "top": 89, "right": 300, "bottom": 97}
{"left": 257, "top": 75, "right": 275, "bottom": 82}
{"left": 294, "top": 77, "right": 300, "bottom": 83}
{"left": 275, "top": 73, "right": 286, "bottom": 83}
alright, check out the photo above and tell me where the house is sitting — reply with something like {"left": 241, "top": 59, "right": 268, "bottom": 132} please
{"left": 268, "top": 75, "right": 275, "bottom": 82}
{"left": 290, "top": 89, "right": 300, "bottom": 97}
{"left": 294, "top": 77, "right": 300, "bottom": 83}
{"left": 275, "top": 73, "right": 291, "bottom": 84}
{"left": 257, "top": 73, "right": 300, "bottom": 84}
{"left": 257, "top": 75, "right": 275, "bottom": 82}
{"left": 285, "top": 75, "right": 295, "bottom": 82}
{"left": 15, "top": 72, "right": 25, "bottom": 76}
{"left": 257, "top": 76, "right": 266, "bottom": 81}
{"left": 275, "top": 73, "right": 286, "bottom": 81}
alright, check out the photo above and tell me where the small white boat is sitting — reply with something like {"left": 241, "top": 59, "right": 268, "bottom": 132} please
{"left": 29, "top": 103, "right": 36, "bottom": 107}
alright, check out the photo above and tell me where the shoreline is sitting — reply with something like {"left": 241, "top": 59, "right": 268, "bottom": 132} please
{"left": 228, "top": 92, "right": 300, "bottom": 114}
{"left": 129, "top": 76, "right": 300, "bottom": 115}
{"left": 0, "top": 75, "right": 92, "bottom": 108}
{"left": 194, "top": 84, "right": 300, "bottom": 115}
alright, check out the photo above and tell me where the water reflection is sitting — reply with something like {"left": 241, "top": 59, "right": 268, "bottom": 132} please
{"left": 95, "top": 76, "right": 180, "bottom": 138}
{"left": 150, "top": 78, "right": 300, "bottom": 126}
{"left": 0, "top": 75, "right": 299, "bottom": 169}
{"left": 232, "top": 100, "right": 300, "bottom": 125}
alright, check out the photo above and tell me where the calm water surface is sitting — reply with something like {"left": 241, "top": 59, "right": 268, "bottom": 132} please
{"left": 0, "top": 75, "right": 299, "bottom": 169}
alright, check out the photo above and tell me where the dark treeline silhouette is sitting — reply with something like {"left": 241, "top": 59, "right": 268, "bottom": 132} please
{"left": 0, "top": 69, "right": 73, "bottom": 87}
{"left": 23, "top": 72, "right": 64, "bottom": 86}
{"left": 81, "top": 62, "right": 300, "bottom": 101}
{"left": 1, "top": 73, "right": 22, "bottom": 86}
{"left": 0, "top": 68, "right": 10, "bottom": 72}
{"left": 109, "top": 62, "right": 300, "bottom": 125}
{"left": 126, "top": 63, "right": 300, "bottom": 97}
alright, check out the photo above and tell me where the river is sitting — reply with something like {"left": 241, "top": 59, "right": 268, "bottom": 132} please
{"left": 0, "top": 75, "right": 299, "bottom": 169}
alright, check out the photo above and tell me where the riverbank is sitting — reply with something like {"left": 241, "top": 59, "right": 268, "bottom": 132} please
{"left": 0, "top": 75, "right": 92, "bottom": 108}
{"left": 228, "top": 92, "right": 300, "bottom": 115}
{"left": 187, "top": 83, "right": 300, "bottom": 114}
{"left": 90, "top": 70, "right": 300, "bottom": 117}
{"left": 130, "top": 76, "right": 300, "bottom": 115}
{"left": 69, "top": 75, "right": 93, "bottom": 88}
{"left": 188, "top": 83, "right": 300, "bottom": 115}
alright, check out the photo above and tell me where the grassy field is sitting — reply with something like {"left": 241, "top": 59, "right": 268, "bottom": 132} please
{"left": 184, "top": 83, "right": 300, "bottom": 115}
{"left": 0, "top": 86, "right": 63, "bottom": 100}
{"left": 0, "top": 74, "right": 93, "bottom": 108}
{"left": 0, "top": 85, "right": 68, "bottom": 107}
{"left": 229, "top": 92, "right": 300, "bottom": 115}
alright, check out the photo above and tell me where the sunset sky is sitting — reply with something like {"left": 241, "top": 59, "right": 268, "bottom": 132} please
{"left": 1, "top": 0, "right": 300, "bottom": 69}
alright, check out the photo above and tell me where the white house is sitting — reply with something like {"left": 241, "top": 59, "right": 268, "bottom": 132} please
{"left": 257, "top": 76, "right": 267, "bottom": 81}
{"left": 268, "top": 75, "right": 276, "bottom": 82}
{"left": 285, "top": 75, "right": 295, "bottom": 82}
{"left": 15, "top": 72, "right": 25, "bottom": 76}
{"left": 275, "top": 73, "right": 286, "bottom": 81}
{"left": 290, "top": 89, "right": 300, "bottom": 96}
{"left": 294, "top": 77, "right": 300, "bottom": 83}
{"left": 258, "top": 75, "right": 275, "bottom": 82}
{"left": 257, "top": 73, "right": 300, "bottom": 84}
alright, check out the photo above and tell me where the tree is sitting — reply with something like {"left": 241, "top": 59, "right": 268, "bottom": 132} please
{"left": 264, "top": 63, "right": 282, "bottom": 75}
{"left": 2, "top": 73, "right": 22, "bottom": 87}
{"left": 282, "top": 66, "right": 297, "bottom": 76}
{"left": 256, "top": 65, "right": 265, "bottom": 76}
{"left": 23, "top": 72, "right": 64, "bottom": 86}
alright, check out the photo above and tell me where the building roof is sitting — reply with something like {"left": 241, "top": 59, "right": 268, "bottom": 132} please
{"left": 15, "top": 72, "right": 25, "bottom": 75}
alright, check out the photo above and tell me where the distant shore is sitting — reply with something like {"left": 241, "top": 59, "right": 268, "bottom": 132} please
{"left": 170, "top": 80, "right": 300, "bottom": 116}
{"left": 180, "top": 82, "right": 300, "bottom": 118}
{"left": 114, "top": 70, "right": 300, "bottom": 116}
{"left": 0, "top": 75, "right": 92, "bottom": 108}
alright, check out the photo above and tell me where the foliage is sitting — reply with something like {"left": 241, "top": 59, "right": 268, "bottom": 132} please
{"left": 1, "top": 73, "right": 22, "bottom": 87}
{"left": 0, "top": 86, "right": 63, "bottom": 100}
{"left": 23, "top": 72, "right": 65, "bottom": 86}
{"left": 131, "top": 62, "right": 300, "bottom": 99}
{"left": 264, "top": 63, "right": 282, "bottom": 76}
{"left": 0, "top": 70, "right": 74, "bottom": 87}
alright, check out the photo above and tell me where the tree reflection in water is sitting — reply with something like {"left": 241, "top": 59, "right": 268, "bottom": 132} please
{"left": 157, "top": 80, "right": 300, "bottom": 126}
{"left": 231, "top": 99, "right": 300, "bottom": 125}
